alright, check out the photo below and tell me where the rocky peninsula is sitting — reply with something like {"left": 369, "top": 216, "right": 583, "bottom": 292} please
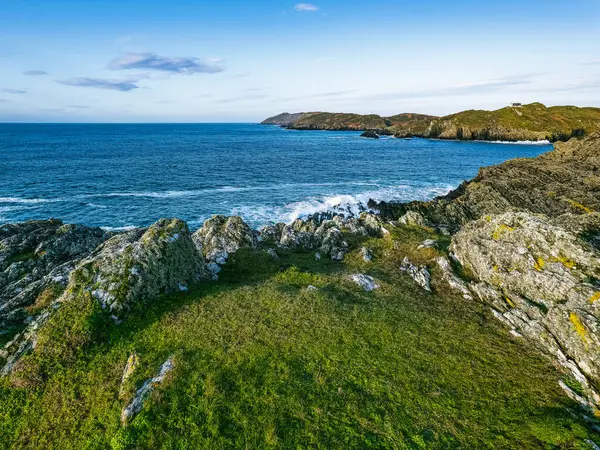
{"left": 2, "top": 135, "right": 600, "bottom": 447}
{"left": 263, "top": 103, "right": 600, "bottom": 142}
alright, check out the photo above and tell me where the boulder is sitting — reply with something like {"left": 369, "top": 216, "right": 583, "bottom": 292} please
{"left": 360, "top": 247, "right": 373, "bottom": 262}
{"left": 400, "top": 257, "right": 432, "bottom": 292}
{"left": 193, "top": 215, "right": 258, "bottom": 264}
{"left": 319, "top": 227, "right": 348, "bottom": 260}
{"left": 350, "top": 274, "right": 380, "bottom": 291}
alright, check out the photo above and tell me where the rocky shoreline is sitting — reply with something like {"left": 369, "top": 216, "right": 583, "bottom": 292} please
{"left": 263, "top": 103, "right": 600, "bottom": 143}
{"left": 1, "top": 134, "right": 600, "bottom": 428}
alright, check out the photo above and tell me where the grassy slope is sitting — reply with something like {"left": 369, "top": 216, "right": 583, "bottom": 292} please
{"left": 266, "top": 104, "right": 600, "bottom": 141}
{"left": 0, "top": 226, "right": 597, "bottom": 449}
{"left": 434, "top": 103, "right": 600, "bottom": 139}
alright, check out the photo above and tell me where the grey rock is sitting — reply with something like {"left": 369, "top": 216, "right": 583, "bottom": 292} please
{"left": 399, "top": 211, "right": 426, "bottom": 227}
{"left": 418, "top": 239, "right": 437, "bottom": 249}
{"left": 350, "top": 274, "right": 380, "bottom": 292}
{"left": 400, "top": 257, "right": 432, "bottom": 292}
{"left": 360, "top": 247, "right": 373, "bottom": 262}
{"left": 193, "top": 215, "right": 258, "bottom": 263}
{"left": 319, "top": 227, "right": 348, "bottom": 260}
{"left": 121, "top": 357, "right": 174, "bottom": 425}
{"left": 451, "top": 211, "right": 600, "bottom": 406}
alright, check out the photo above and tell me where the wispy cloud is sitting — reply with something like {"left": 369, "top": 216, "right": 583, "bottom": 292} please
{"left": 58, "top": 78, "right": 139, "bottom": 91}
{"left": 270, "top": 89, "right": 357, "bottom": 103}
{"left": 580, "top": 60, "right": 600, "bottom": 66}
{"left": 2, "top": 88, "right": 27, "bottom": 94}
{"left": 213, "top": 94, "right": 269, "bottom": 104}
{"left": 108, "top": 53, "right": 224, "bottom": 74}
{"left": 355, "top": 76, "right": 535, "bottom": 103}
{"left": 23, "top": 70, "right": 48, "bottom": 76}
{"left": 0, "top": 99, "right": 10, "bottom": 103}
{"left": 295, "top": 3, "right": 319, "bottom": 11}
{"left": 65, "top": 105, "right": 90, "bottom": 109}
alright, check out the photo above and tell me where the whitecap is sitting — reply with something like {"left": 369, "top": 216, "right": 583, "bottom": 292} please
{"left": 0, "top": 196, "right": 61, "bottom": 204}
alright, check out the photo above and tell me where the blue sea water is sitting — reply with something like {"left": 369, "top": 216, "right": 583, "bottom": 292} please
{"left": 0, "top": 123, "right": 551, "bottom": 230}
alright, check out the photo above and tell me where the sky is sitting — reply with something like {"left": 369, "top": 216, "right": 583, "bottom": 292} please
{"left": 0, "top": 0, "right": 599, "bottom": 122}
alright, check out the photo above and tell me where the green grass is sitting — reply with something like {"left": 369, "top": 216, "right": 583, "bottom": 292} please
{"left": 0, "top": 226, "right": 597, "bottom": 449}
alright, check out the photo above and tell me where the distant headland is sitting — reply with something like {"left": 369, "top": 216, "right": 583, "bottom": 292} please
{"left": 262, "top": 102, "right": 600, "bottom": 142}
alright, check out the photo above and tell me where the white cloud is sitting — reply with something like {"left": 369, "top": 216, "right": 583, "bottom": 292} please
{"left": 294, "top": 3, "right": 319, "bottom": 12}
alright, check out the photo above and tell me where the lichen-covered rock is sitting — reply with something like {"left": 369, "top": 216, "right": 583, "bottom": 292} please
{"left": 74, "top": 218, "right": 207, "bottom": 314}
{"left": 0, "top": 220, "right": 110, "bottom": 329}
{"left": 319, "top": 227, "right": 348, "bottom": 260}
{"left": 193, "top": 215, "right": 258, "bottom": 264}
{"left": 451, "top": 211, "right": 600, "bottom": 407}
{"left": 400, "top": 257, "right": 431, "bottom": 292}
{"left": 398, "top": 211, "right": 426, "bottom": 227}
{"left": 435, "top": 257, "right": 472, "bottom": 300}
{"left": 1, "top": 218, "right": 207, "bottom": 376}
{"left": 121, "top": 357, "right": 174, "bottom": 425}
{"left": 350, "top": 274, "right": 380, "bottom": 291}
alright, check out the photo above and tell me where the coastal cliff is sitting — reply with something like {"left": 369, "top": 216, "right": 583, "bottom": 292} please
{"left": 373, "top": 134, "right": 600, "bottom": 413}
{"left": 2, "top": 137, "right": 600, "bottom": 446}
{"left": 263, "top": 103, "right": 600, "bottom": 142}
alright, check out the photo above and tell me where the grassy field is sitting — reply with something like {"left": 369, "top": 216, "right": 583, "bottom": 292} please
{"left": 0, "top": 225, "right": 597, "bottom": 449}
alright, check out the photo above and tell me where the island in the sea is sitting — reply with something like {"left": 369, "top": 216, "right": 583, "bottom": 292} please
{"left": 263, "top": 102, "right": 600, "bottom": 142}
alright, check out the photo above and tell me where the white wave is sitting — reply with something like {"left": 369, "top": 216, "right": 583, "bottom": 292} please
{"left": 88, "top": 182, "right": 383, "bottom": 199}
{"left": 100, "top": 225, "right": 139, "bottom": 232}
{"left": 231, "top": 183, "right": 455, "bottom": 226}
{"left": 474, "top": 139, "right": 552, "bottom": 145}
{"left": 0, "top": 196, "right": 61, "bottom": 204}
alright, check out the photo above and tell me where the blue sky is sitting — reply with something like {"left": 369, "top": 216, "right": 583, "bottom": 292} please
{"left": 1, "top": 0, "right": 599, "bottom": 122}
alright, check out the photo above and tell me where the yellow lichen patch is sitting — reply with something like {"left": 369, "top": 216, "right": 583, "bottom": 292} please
{"left": 565, "top": 199, "right": 594, "bottom": 214}
{"left": 569, "top": 312, "right": 589, "bottom": 345}
{"left": 533, "top": 257, "right": 545, "bottom": 272}
{"left": 550, "top": 255, "right": 577, "bottom": 270}
{"left": 589, "top": 292, "right": 600, "bottom": 304}
{"left": 504, "top": 296, "right": 516, "bottom": 309}
{"left": 595, "top": 409, "right": 600, "bottom": 419}
{"left": 492, "top": 224, "right": 514, "bottom": 240}
{"left": 484, "top": 215, "right": 492, "bottom": 222}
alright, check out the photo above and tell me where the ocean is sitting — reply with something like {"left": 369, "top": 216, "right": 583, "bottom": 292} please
{"left": 0, "top": 123, "right": 551, "bottom": 230}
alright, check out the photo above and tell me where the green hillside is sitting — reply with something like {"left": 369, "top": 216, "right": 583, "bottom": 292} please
{"left": 262, "top": 103, "right": 600, "bottom": 142}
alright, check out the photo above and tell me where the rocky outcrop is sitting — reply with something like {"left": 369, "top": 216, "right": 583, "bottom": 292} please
{"left": 258, "top": 212, "right": 386, "bottom": 260}
{"left": 449, "top": 212, "right": 600, "bottom": 404}
{"left": 73, "top": 218, "right": 207, "bottom": 314}
{"left": 0, "top": 220, "right": 110, "bottom": 329}
{"left": 121, "top": 356, "right": 174, "bottom": 425}
{"left": 194, "top": 215, "right": 258, "bottom": 264}
{"left": 1, "top": 218, "right": 208, "bottom": 375}
{"left": 374, "top": 134, "right": 600, "bottom": 231}
{"left": 400, "top": 257, "right": 431, "bottom": 292}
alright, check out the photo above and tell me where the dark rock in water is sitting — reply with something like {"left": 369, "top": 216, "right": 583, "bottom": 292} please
{"left": 360, "top": 130, "right": 379, "bottom": 139}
